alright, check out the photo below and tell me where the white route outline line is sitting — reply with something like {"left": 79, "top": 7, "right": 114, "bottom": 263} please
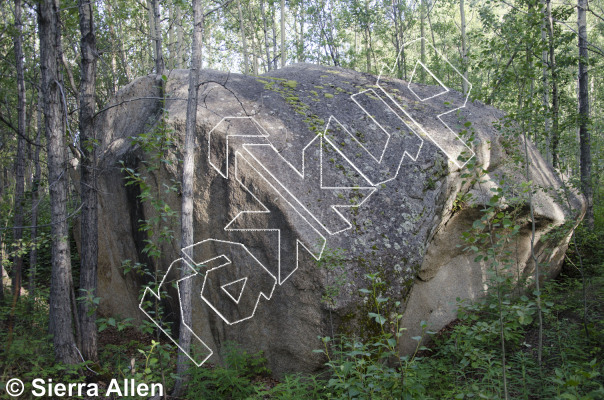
{"left": 198, "top": 238, "right": 277, "bottom": 325}
{"left": 346, "top": 90, "right": 393, "bottom": 164}
{"left": 242, "top": 136, "right": 377, "bottom": 236}
{"left": 408, "top": 60, "right": 450, "bottom": 101}
{"left": 141, "top": 42, "right": 477, "bottom": 366}
{"left": 208, "top": 116, "right": 269, "bottom": 180}
{"left": 322, "top": 110, "right": 424, "bottom": 186}
{"left": 221, "top": 277, "right": 248, "bottom": 304}
{"left": 139, "top": 258, "right": 213, "bottom": 367}
{"left": 231, "top": 149, "right": 327, "bottom": 285}
{"left": 376, "top": 37, "right": 475, "bottom": 169}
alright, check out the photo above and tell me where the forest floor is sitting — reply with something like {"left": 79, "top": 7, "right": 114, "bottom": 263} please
{"left": 1, "top": 224, "right": 603, "bottom": 399}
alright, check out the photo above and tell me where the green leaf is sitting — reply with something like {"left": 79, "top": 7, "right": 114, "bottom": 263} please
{"left": 368, "top": 312, "right": 386, "bottom": 325}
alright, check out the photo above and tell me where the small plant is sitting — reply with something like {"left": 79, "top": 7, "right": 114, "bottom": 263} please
{"left": 185, "top": 341, "right": 270, "bottom": 399}
{"left": 315, "top": 273, "right": 431, "bottom": 399}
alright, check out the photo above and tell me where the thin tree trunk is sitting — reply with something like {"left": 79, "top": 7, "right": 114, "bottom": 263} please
{"left": 272, "top": 2, "right": 278, "bottom": 69}
{"left": 541, "top": 0, "right": 551, "bottom": 164}
{"left": 401, "top": 23, "right": 407, "bottom": 80}
{"left": 147, "top": 0, "right": 155, "bottom": 70}
{"left": 173, "top": 0, "right": 203, "bottom": 395}
{"left": 237, "top": 0, "right": 249, "bottom": 73}
{"left": 281, "top": 0, "right": 285, "bottom": 67}
{"left": 261, "top": 0, "right": 271, "bottom": 71}
{"left": 77, "top": 0, "right": 99, "bottom": 362}
{"left": 299, "top": 0, "right": 305, "bottom": 62}
{"left": 252, "top": 28, "right": 259, "bottom": 74}
{"left": 12, "top": 0, "right": 26, "bottom": 305}
{"left": 578, "top": 0, "right": 593, "bottom": 228}
{"left": 365, "top": 0, "right": 371, "bottom": 73}
{"left": 6, "top": 0, "right": 27, "bottom": 350}
{"left": 29, "top": 91, "right": 42, "bottom": 301}
{"left": 38, "top": 0, "right": 79, "bottom": 364}
{"left": 393, "top": 0, "right": 402, "bottom": 78}
{"left": 420, "top": 0, "right": 426, "bottom": 82}
{"left": 176, "top": 6, "right": 185, "bottom": 68}
{"left": 104, "top": 0, "right": 117, "bottom": 95}
{"left": 168, "top": 3, "right": 176, "bottom": 70}
{"left": 546, "top": 0, "right": 560, "bottom": 168}
{"left": 460, "top": 0, "right": 468, "bottom": 95}
{"left": 106, "top": 0, "right": 130, "bottom": 82}
{"left": 150, "top": 0, "right": 164, "bottom": 75}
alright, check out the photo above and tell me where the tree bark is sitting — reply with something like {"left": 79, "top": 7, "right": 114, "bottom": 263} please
{"left": 78, "top": 0, "right": 99, "bottom": 362}
{"left": 29, "top": 86, "right": 42, "bottom": 303}
{"left": 150, "top": 0, "right": 164, "bottom": 75}
{"left": 299, "top": 0, "right": 305, "bottom": 62}
{"left": 392, "top": 0, "right": 402, "bottom": 78}
{"left": 578, "top": 0, "right": 593, "bottom": 228}
{"left": 281, "top": 0, "right": 285, "bottom": 68}
{"left": 420, "top": 0, "right": 426, "bottom": 82}
{"left": 272, "top": 2, "right": 278, "bottom": 69}
{"left": 541, "top": 0, "right": 551, "bottom": 164}
{"left": 237, "top": 0, "right": 249, "bottom": 73}
{"left": 261, "top": 0, "right": 272, "bottom": 71}
{"left": 546, "top": 0, "right": 560, "bottom": 168}
{"left": 251, "top": 25, "right": 260, "bottom": 75}
{"left": 38, "top": 0, "right": 79, "bottom": 364}
{"left": 176, "top": 5, "right": 185, "bottom": 68}
{"left": 173, "top": 0, "right": 203, "bottom": 395}
{"left": 12, "top": 0, "right": 26, "bottom": 305}
{"left": 365, "top": 0, "right": 371, "bottom": 73}
{"left": 460, "top": 0, "right": 468, "bottom": 95}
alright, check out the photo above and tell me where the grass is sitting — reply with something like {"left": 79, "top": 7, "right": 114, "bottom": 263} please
{"left": 1, "top": 222, "right": 603, "bottom": 399}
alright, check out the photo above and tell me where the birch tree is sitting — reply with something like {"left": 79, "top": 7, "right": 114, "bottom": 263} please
{"left": 12, "top": 0, "right": 26, "bottom": 305}
{"left": 77, "top": 0, "right": 99, "bottom": 362}
{"left": 578, "top": 0, "right": 594, "bottom": 228}
{"left": 38, "top": 0, "right": 79, "bottom": 364}
{"left": 173, "top": 0, "right": 203, "bottom": 394}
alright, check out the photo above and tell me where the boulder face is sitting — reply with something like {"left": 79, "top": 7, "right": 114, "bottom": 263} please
{"left": 94, "top": 63, "right": 582, "bottom": 376}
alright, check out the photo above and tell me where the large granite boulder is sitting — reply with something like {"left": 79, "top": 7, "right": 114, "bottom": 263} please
{"left": 93, "top": 63, "right": 583, "bottom": 376}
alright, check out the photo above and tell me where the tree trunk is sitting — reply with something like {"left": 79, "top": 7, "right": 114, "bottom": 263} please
{"left": 281, "top": 0, "right": 285, "bottom": 68}
{"left": 252, "top": 27, "right": 260, "bottom": 75}
{"left": 546, "top": 0, "right": 559, "bottom": 168}
{"left": 299, "top": 0, "right": 305, "bottom": 62}
{"left": 106, "top": 0, "right": 130, "bottom": 83}
{"left": 272, "top": 2, "right": 278, "bottom": 69}
{"left": 261, "top": 0, "right": 271, "bottom": 71}
{"left": 365, "top": 0, "right": 371, "bottom": 73}
{"left": 77, "top": 0, "right": 99, "bottom": 362}
{"left": 176, "top": 6, "right": 185, "bottom": 68}
{"left": 173, "top": 0, "right": 203, "bottom": 395}
{"left": 150, "top": 0, "right": 164, "bottom": 75}
{"left": 541, "top": 0, "right": 551, "bottom": 164}
{"left": 237, "top": 0, "right": 249, "bottom": 74}
{"left": 420, "top": 0, "right": 426, "bottom": 82}
{"left": 104, "top": 0, "right": 117, "bottom": 95}
{"left": 12, "top": 0, "right": 26, "bottom": 305}
{"left": 578, "top": 0, "right": 593, "bottom": 228}
{"left": 460, "top": 0, "right": 468, "bottom": 95}
{"left": 29, "top": 86, "right": 43, "bottom": 305}
{"left": 393, "top": 0, "right": 401, "bottom": 78}
{"left": 38, "top": 0, "right": 79, "bottom": 364}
